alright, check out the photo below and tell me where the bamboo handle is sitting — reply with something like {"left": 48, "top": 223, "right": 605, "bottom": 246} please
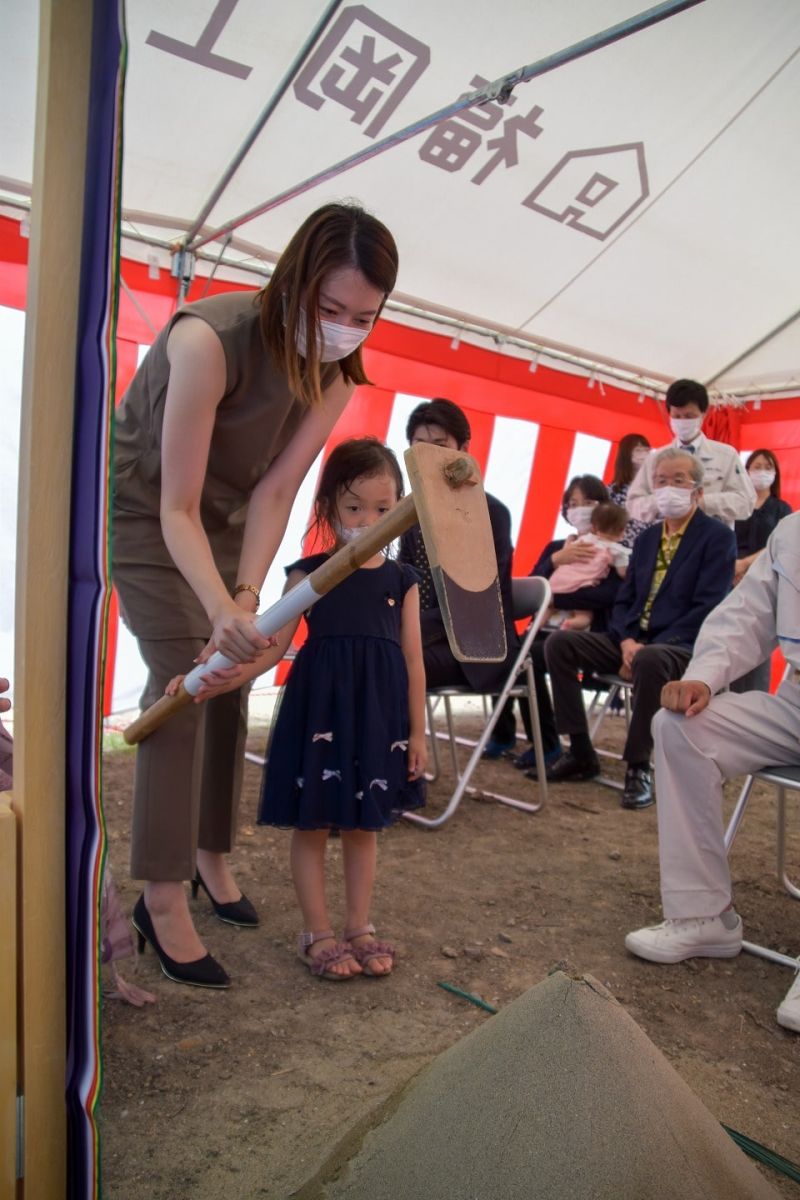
{"left": 121, "top": 493, "right": 422, "bottom": 746}
{"left": 121, "top": 453, "right": 476, "bottom": 747}
{"left": 123, "top": 684, "right": 192, "bottom": 745}
{"left": 308, "top": 493, "right": 418, "bottom": 593}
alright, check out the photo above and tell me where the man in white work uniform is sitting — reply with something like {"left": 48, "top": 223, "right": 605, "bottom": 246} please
{"left": 625, "top": 510, "right": 800, "bottom": 1033}
{"left": 627, "top": 378, "right": 755, "bottom": 528}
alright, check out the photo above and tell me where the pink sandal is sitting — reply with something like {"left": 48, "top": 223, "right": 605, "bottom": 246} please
{"left": 297, "top": 930, "right": 359, "bottom": 981}
{"left": 344, "top": 924, "right": 396, "bottom": 976}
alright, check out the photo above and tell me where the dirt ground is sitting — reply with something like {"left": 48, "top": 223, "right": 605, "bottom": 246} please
{"left": 100, "top": 701, "right": 800, "bottom": 1199}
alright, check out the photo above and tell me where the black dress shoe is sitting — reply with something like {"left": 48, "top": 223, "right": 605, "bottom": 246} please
{"left": 545, "top": 751, "right": 600, "bottom": 782}
{"left": 191, "top": 871, "right": 259, "bottom": 927}
{"left": 521, "top": 747, "right": 564, "bottom": 778}
{"left": 132, "top": 895, "right": 230, "bottom": 989}
{"left": 621, "top": 766, "right": 654, "bottom": 809}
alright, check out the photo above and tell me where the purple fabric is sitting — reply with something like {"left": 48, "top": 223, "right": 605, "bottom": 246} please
{"left": 65, "top": 2, "right": 125, "bottom": 1195}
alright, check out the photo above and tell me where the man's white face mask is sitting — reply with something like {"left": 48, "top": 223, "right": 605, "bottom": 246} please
{"left": 654, "top": 485, "right": 695, "bottom": 519}
{"left": 670, "top": 416, "right": 703, "bottom": 444}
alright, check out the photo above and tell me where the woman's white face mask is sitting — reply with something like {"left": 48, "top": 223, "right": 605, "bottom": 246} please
{"left": 295, "top": 309, "right": 371, "bottom": 362}
{"left": 631, "top": 447, "right": 650, "bottom": 469}
{"left": 749, "top": 469, "right": 775, "bottom": 491}
{"left": 565, "top": 504, "right": 596, "bottom": 534}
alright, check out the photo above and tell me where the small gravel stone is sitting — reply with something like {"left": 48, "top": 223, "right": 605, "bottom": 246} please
{"left": 440, "top": 945, "right": 459, "bottom": 959}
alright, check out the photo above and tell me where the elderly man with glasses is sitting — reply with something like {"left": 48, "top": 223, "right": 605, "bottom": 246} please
{"left": 543, "top": 447, "right": 736, "bottom": 808}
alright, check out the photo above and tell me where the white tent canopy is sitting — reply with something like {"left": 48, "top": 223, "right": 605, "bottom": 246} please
{"left": 4, "top": 0, "right": 800, "bottom": 396}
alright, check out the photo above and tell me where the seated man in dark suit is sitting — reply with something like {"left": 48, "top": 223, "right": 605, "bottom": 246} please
{"left": 398, "top": 398, "right": 519, "bottom": 697}
{"left": 544, "top": 446, "right": 736, "bottom": 809}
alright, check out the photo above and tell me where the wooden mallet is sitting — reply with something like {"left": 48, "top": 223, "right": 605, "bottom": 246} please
{"left": 123, "top": 442, "right": 506, "bottom": 744}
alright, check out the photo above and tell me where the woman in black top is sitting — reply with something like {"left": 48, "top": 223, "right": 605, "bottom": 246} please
{"left": 735, "top": 449, "right": 792, "bottom": 570}
{"left": 731, "top": 448, "right": 792, "bottom": 693}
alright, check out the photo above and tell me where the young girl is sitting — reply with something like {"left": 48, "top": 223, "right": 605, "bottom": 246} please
{"left": 168, "top": 437, "right": 426, "bottom": 981}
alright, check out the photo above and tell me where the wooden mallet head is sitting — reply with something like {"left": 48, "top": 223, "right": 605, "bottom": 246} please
{"left": 404, "top": 441, "right": 506, "bottom": 663}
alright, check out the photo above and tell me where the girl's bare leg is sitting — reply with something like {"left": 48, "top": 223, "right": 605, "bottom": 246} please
{"left": 291, "top": 829, "right": 361, "bottom": 977}
{"left": 341, "top": 829, "right": 392, "bottom": 974}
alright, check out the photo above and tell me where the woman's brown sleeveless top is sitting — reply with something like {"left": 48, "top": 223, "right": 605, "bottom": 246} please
{"left": 113, "top": 290, "right": 336, "bottom": 639}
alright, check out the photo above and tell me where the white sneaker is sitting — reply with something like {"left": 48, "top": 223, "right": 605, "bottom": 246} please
{"left": 776, "top": 970, "right": 800, "bottom": 1033}
{"left": 625, "top": 914, "right": 743, "bottom": 964}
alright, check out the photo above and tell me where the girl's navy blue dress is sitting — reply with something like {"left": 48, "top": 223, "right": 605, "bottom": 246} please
{"left": 258, "top": 554, "right": 426, "bottom": 830}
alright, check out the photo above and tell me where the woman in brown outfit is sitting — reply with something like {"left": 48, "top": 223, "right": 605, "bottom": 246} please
{"left": 113, "top": 203, "right": 398, "bottom": 987}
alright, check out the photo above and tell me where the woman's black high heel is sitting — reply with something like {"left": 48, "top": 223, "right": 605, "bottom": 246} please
{"left": 191, "top": 870, "right": 259, "bottom": 928}
{"left": 132, "top": 894, "right": 230, "bottom": 989}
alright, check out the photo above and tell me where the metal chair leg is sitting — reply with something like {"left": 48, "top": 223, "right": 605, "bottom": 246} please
{"left": 724, "top": 774, "right": 756, "bottom": 853}
{"left": 741, "top": 942, "right": 800, "bottom": 969}
{"left": 404, "top": 667, "right": 544, "bottom": 829}
{"left": 588, "top": 687, "right": 615, "bottom": 741}
{"left": 522, "top": 657, "right": 547, "bottom": 807}
{"left": 723, "top": 774, "right": 800, "bottom": 967}
{"left": 425, "top": 695, "right": 443, "bottom": 783}
{"left": 776, "top": 786, "right": 800, "bottom": 900}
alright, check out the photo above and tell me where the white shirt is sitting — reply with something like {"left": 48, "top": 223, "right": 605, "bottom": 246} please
{"left": 685, "top": 510, "right": 799, "bottom": 694}
{"left": 626, "top": 432, "right": 756, "bottom": 528}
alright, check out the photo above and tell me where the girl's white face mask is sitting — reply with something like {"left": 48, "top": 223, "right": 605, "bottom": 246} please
{"left": 670, "top": 416, "right": 703, "bottom": 444}
{"left": 631, "top": 447, "right": 650, "bottom": 469}
{"left": 332, "top": 520, "right": 367, "bottom": 544}
{"left": 654, "top": 485, "right": 694, "bottom": 519}
{"left": 565, "top": 504, "right": 596, "bottom": 534}
{"left": 749, "top": 469, "right": 775, "bottom": 491}
{"left": 295, "top": 309, "right": 371, "bottom": 362}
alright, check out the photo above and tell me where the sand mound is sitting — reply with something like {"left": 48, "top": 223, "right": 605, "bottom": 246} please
{"left": 295, "top": 971, "right": 779, "bottom": 1199}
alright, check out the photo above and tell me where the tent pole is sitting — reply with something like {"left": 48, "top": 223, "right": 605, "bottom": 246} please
{"left": 14, "top": 0, "right": 94, "bottom": 1194}
{"left": 187, "top": 0, "right": 704, "bottom": 253}
{"left": 181, "top": 0, "right": 344, "bottom": 246}
{"left": 704, "top": 307, "right": 800, "bottom": 390}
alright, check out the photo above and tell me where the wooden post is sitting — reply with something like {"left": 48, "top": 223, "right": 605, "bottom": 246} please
{"left": 0, "top": 798, "right": 16, "bottom": 1200}
{"left": 14, "top": 0, "right": 94, "bottom": 1193}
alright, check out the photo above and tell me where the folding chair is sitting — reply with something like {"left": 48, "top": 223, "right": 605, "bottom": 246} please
{"left": 724, "top": 763, "right": 800, "bottom": 968}
{"left": 588, "top": 675, "right": 631, "bottom": 749}
{"left": 589, "top": 671, "right": 669, "bottom": 796}
{"left": 588, "top": 673, "right": 633, "bottom": 791}
{"left": 403, "top": 576, "right": 552, "bottom": 829}
{"left": 244, "top": 645, "right": 297, "bottom": 767}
